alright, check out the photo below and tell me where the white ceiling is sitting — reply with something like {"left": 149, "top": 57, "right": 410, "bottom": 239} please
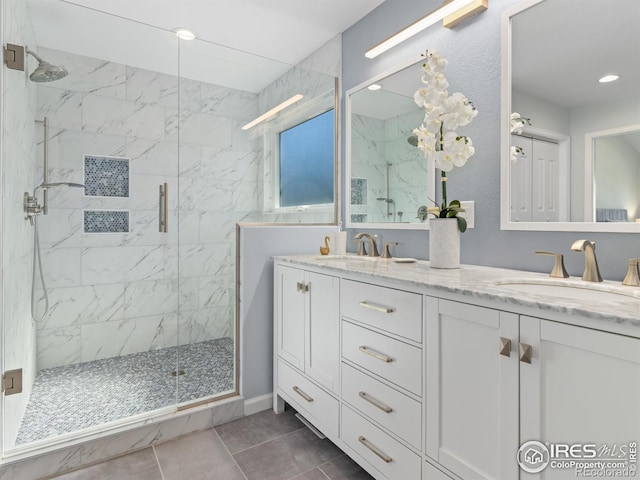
{"left": 512, "top": 0, "right": 640, "bottom": 109}
{"left": 26, "top": 0, "right": 385, "bottom": 92}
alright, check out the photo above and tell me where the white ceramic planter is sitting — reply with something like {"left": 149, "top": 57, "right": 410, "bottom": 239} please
{"left": 429, "top": 217, "right": 460, "bottom": 269}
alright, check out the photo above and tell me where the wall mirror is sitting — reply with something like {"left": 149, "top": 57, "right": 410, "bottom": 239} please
{"left": 500, "top": 0, "right": 640, "bottom": 232}
{"left": 346, "top": 56, "right": 435, "bottom": 230}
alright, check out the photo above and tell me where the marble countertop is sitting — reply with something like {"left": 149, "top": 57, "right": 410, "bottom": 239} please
{"left": 275, "top": 254, "right": 640, "bottom": 336}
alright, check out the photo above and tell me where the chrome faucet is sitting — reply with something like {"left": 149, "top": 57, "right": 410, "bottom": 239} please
{"left": 354, "top": 232, "right": 380, "bottom": 257}
{"left": 571, "top": 240, "right": 603, "bottom": 282}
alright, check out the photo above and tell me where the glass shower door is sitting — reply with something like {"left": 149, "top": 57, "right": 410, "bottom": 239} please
{"left": 2, "top": 0, "right": 182, "bottom": 450}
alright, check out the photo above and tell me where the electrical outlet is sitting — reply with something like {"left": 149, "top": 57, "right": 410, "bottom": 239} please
{"left": 459, "top": 201, "right": 475, "bottom": 229}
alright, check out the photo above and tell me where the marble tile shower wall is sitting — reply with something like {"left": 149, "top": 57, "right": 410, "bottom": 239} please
{"left": 385, "top": 109, "right": 428, "bottom": 222}
{"left": 350, "top": 114, "right": 387, "bottom": 222}
{"left": 350, "top": 110, "right": 426, "bottom": 223}
{"left": 2, "top": 0, "right": 39, "bottom": 449}
{"left": 34, "top": 47, "right": 260, "bottom": 369}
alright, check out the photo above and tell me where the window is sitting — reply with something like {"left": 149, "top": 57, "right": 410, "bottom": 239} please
{"left": 278, "top": 109, "right": 334, "bottom": 208}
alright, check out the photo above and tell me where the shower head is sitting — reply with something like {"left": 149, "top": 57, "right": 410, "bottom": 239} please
{"left": 36, "top": 182, "right": 85, "bottom": 191}
{"left": 26, "top": 48, "right": 68, "bottom": 83}
{"left": 407, "top": 135, "right": 419, "bottom": 147}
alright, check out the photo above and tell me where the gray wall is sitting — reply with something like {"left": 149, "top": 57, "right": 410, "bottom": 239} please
{"left": 239, "top": 224, "right": 338, "bottom": 400}
{"left": 342, "top": 0, "right": 639, "bottom": 281}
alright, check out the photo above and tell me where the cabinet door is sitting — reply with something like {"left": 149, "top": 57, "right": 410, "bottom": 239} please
{"left": 276, "top": 265, "right": 305, "bottom": 370}
{"left": 520, "top": 317, "right": 640, "bottom": 480}
{"left": 306, "top": 272, "right": 340, "bottom": 393}
{"left": 426, "top": 298, "right": 519, "bottom": 480}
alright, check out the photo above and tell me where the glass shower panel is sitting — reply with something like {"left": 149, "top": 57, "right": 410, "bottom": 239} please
{"left": 2, "top": 0, "right": 181, "bottom": 450}
{"left": 175, "top": 38, "right": 293, "bottom": 403}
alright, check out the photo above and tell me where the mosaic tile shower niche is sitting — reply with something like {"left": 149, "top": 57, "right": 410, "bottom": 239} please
{"left": 84, "top": 210, "right": 130, "bottom": 234}
{"left": 84, "top": 155, "right": 130, "bottom": 198}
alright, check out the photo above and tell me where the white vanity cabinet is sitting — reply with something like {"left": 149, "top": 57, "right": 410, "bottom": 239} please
{"left": 274, "top": 264, "right": 340, "bottom": 440}
{"left": 426, "top": 298, "right": 640, "bottom": 480}
{"left": 520, "top": 317, "right": 640, "bottom": 480}
{"left": 426, "top": 298, "right": 519, "bottom": 480}
{"left": 273, "top": 256, "right": 640, "bottom": 480}
{"left": 340, "top": 280, "right": 424, "bottom": 480}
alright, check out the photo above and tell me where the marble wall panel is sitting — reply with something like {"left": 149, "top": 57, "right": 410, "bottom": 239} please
{"left": 41, "top": 284, "right": 125, "bottom": 330}
{"left": 37, "top": 326, "right": 82, "bottom": 370}
{"left": 80, "top": 314, "right": 179, "bottom": 362}
{"left": 123, "top": 279, "right": 179, "bottom": 318}
{"left": 126, "top": 67, "right": 179, "bottom": 108}
{"left": 12, "top": 43, "right": 262, "bottom": 390}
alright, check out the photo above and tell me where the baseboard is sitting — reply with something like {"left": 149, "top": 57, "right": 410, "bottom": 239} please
{"left": 243, "top": 393, "right": 273, "bottom": 416}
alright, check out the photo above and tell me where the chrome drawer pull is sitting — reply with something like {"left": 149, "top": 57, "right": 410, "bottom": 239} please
{"left": 359, "top": 391, "right": 393, "bottom": 413}
{"left": 359, "top": 346, "right": 393, "bottom": 363}
{"left": 358, "top": 436, "right": 393, "bottom": 463}
{"left": 292, "top": 386, "right": 314, "bottom": 403}
{"left": 359, "top": 301, "right": 394, "bottom": 314}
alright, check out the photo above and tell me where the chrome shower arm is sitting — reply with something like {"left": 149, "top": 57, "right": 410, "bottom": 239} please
{"left": 26, "top": 47, "right": 45, "bottom": 64}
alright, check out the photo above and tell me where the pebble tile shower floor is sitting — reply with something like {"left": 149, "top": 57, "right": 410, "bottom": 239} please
{"left": 16, "top": 338, "right": 234, "bottom": 445}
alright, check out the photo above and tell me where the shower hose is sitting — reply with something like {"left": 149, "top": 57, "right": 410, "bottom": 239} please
{"left": 31, "top": 215, "right": 49, "bottom": 323}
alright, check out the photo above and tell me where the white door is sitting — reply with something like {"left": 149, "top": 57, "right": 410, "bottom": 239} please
{"left": 520, "top": 317, "right": 640, "bottom": 480}
{"left": 276, "top": 265, "right": 305, "bottom": 370}
{"left": 305, "top": 272, "right": 340, "bottom": 393}
{"left": 510, "top": 134, "right": 533, "bottom": 222}
{"left": 510, "top": 135, "right": 561, "bottom": 222}
{"left": 530, "top": 138, "right": 560, "bottom": 222}
{"left": 426, "top": 298, "right": 519, "bottom": 480}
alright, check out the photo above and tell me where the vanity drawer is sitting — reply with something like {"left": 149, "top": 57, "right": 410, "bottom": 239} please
{"left": 341, "top": 279, "right": 422, "bottom": 342}
{"left": 341, "top": 362, "right": 422, "bottom": 449}
{"left": 277, "top": 359, "right": 338, "bottom": 439}
{"left": 342, "top": 404, "right": 421, "bottom": 480}
{"left": 342, "top": 321, "right": 422, "bottom": 396}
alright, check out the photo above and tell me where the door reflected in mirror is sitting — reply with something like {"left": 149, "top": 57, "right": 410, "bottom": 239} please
{"left": 346, "top": 56, "right": 435, "bottom": 230}
{"left": 501, "top": 0, "right": 640, "bottom": 231}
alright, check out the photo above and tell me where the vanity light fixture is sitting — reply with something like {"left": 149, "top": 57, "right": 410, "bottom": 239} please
{"left": 241, "top": 94, "right": 304, "bottom": 130}
{"left": 365, "top": 0, "right": 487, "bottom": 59}
{"left": 174, "top": 28, "right": 196, "bottom": 41}
{"left": 367, "top": 84, "right": 382, "bottom": 91}
{"left": 598, "top": 74, "right": 620, "bottom": 83}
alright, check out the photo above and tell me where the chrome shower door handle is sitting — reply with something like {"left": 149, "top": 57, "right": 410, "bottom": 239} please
{"left": 159, "top": 183, "right": 168, "bottom": 233}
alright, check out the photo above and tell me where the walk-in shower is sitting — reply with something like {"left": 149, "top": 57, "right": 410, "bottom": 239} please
{"left": 2, "top": 1, "right": 240, "bottom": 461}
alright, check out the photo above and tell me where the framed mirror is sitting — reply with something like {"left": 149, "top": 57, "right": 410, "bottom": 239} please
{"left": 346, "top": 56, "right": 436, "bottom": 230}
{"left": 500, "top": 0, "right": 640, "bottom": 232}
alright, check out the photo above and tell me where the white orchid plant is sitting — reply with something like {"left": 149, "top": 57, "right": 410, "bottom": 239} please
{"left": 510, "top": 112, "right": 531, "bottom": 161}
{"left": 412, "top": 50, "right": 477, "bottom": 232}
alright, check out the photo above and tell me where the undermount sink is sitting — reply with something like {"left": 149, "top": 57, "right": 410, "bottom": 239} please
{"left": 495, "top": 278, "right": 640, "bottom": 303}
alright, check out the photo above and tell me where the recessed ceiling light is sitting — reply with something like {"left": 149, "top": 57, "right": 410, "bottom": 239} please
{"left": 174, "top": 28, "right": 196, "bottom": 41}
{"left": 368, "top": 84, "right": 382, "bottom": 91}
{"left": 599, "top": 74, "right": 619, "bottom": 83}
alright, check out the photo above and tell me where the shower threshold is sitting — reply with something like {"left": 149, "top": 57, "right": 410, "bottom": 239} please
{"left": 15, "top": 337, "right": 234, "bottom": 446}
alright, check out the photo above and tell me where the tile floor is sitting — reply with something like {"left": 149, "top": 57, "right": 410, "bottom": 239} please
{"left": 18, "top": 338, "right": 235, "bottom": 445}
{"left": 49, "top": 407, "right": 374, "bottom": 480}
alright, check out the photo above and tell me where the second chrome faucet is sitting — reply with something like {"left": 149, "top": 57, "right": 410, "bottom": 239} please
{"left": 571, "top": 240, "right": 602, "bottom": 282}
